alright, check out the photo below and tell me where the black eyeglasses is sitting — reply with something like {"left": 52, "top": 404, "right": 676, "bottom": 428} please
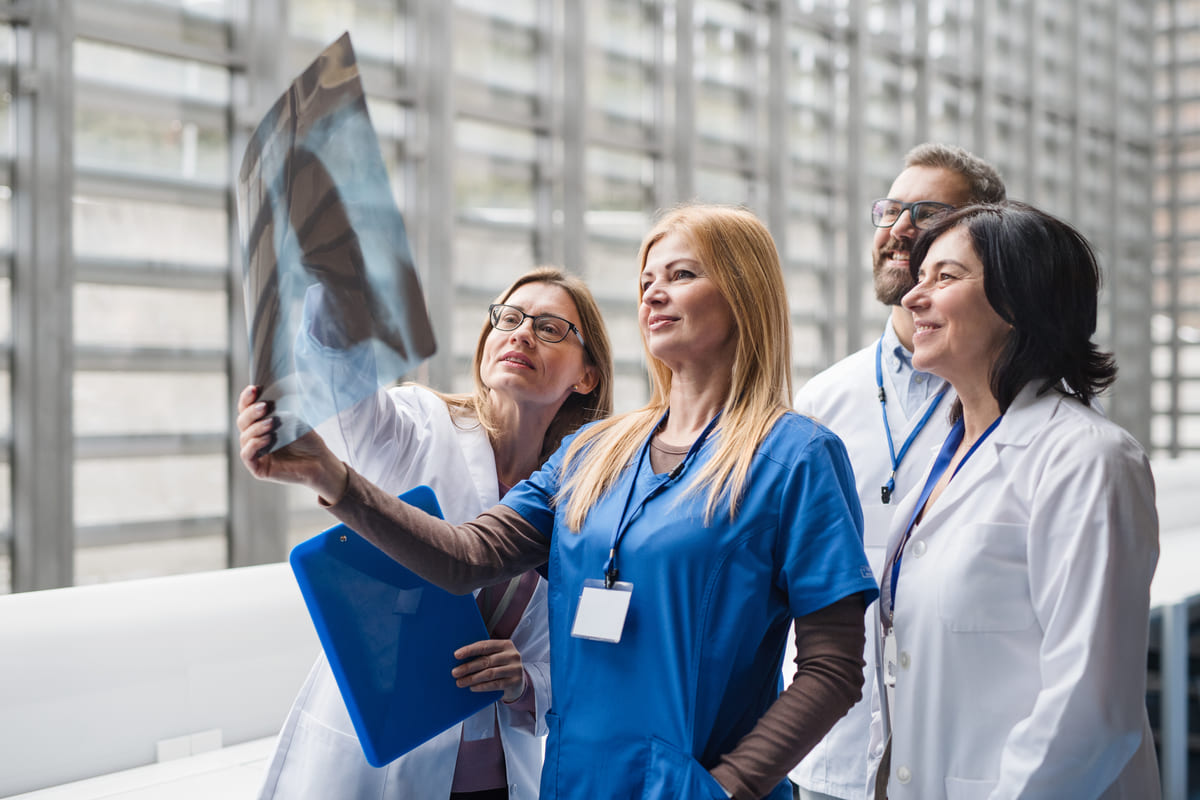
{"left": 871, "top": 198, "right": 955, "bottom": 230}
{"left": 489, "top": 303, "right": 586, "bottom": 347}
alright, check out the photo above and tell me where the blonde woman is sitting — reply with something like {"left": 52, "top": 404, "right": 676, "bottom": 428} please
{"left": 245, "top": 267, "right": 612, "bottom": 800}
{"left": 240, "top": 206, "right": 877, "bottom": 800}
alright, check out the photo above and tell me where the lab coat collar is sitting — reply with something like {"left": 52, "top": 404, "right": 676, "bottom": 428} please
{"left": 881, "top": 382, "right": 1067, "bottom": 624}
{"left": 989, "top": 383, "right": 1065, "bottom": 448}
{"left": 905, "top": 384, "right": 1060, "bottom": 531}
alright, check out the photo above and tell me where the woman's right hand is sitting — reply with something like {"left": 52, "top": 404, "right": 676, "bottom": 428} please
{"left": 236, "top": 385, "right": 349, "bottom": 503}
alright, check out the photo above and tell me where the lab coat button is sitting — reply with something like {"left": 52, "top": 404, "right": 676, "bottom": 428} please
{"left": 899, "top": 651, "right": 910, "bottom": 669}
{"left": 897, "top": 766, "right": 912, "bottom": 784}
{"left": 912, "top": 541, "right": 926, "bottom": 557}
{"left": 509, "top": 784, "right": 518, "bottom": 797}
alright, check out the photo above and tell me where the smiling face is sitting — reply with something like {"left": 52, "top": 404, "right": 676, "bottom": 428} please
{"left": 901, "top": 225, "right": 1011, "bottom": 392}
{"left": 873, "top": 165, "right": 973, "bottom": 305}
{"left": 638, "top": 230, "right": 738, "bottom": 374}
{"left": 479, "top": 281, "right": 596, "bottom": 412}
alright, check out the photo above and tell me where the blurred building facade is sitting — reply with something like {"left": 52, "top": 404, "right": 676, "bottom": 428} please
{"left": 1157, "top": 0, "right": 1200, "bottom": 458}
{"left": 0, "top": 0, "right": 1183, "bottom": 592}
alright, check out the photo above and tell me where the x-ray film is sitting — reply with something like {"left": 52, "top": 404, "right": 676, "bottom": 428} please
{"left": 237, "top": 33, "right": 435, "bottom": 451}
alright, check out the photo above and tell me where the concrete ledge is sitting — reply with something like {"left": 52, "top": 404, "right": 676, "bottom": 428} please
{"left": 0, "top": 564, "right": 316, "bottom": 797}
{"left": 2, "top": 737, "right": 276, "bottom": 800}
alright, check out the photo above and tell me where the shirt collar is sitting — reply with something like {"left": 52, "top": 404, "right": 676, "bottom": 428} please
{"left": 880, "top": 319, "right": 912, "bottom": 374}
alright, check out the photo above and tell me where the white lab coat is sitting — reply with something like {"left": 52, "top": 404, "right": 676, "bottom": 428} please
{"left": 869, "top": 385, "right": 1160, "bottom": 800}
{"left": 790, "top": 336, "right": 952, "bottom": 798}
{"left": 258, "top": 385, "right": 550, "bottom": 800}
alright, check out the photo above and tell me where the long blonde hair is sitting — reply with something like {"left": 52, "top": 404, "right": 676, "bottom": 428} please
{"left": 435, "top": 267, "right": 614, "bottom": 460}
{"left": 559, "top": 205, "right": 792, "bottom": 529}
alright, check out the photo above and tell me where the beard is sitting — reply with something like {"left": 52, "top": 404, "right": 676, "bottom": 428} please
{"left": 872, "top": 244, "right": 915, "bottom": 306}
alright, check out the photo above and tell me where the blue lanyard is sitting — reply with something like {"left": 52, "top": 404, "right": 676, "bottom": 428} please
{"left": 887, "top": 413, "right": 1003, "bottom": 613}
{"left": 875, "top": 338, "right": 948, "bottom": 504}
{"left": 603, "top": 410, "right": 722, "bottom": 588}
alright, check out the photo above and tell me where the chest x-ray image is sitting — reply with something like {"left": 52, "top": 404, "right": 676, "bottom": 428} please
{"left": 237, "top": 32, "right": 435, "bottom": 452}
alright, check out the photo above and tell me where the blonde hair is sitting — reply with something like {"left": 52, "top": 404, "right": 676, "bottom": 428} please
{"left": 559, "top": 205, "right": 792, "bottom": 529}
{"left": 435, "top": 266, "right": 614, "bottom": 461}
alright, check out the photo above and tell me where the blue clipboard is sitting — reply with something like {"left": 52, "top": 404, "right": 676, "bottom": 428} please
{"left": 289, "top": 485, "right": 501, "bottom": 767}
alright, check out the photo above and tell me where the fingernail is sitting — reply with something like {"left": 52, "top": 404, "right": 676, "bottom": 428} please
{"left": 257, "top": 433, "right": 277, "bottom": 456}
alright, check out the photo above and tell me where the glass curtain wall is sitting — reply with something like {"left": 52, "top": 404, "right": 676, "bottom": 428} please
{"left": 0, "top": 16, "right": 13, "bottom": 593}
{"left": 0, "top": 0, "right": 1162, "bottom": 592}
{"left": 1156, "top": 0, "right": 1200, "bottom": 457}
{"left": 72, "top": 12, "right": 235, "bottom": 585}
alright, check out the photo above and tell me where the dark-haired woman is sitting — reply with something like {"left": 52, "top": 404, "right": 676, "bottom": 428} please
{"left": 871, "top": 202, "right": 1160, "bottom": 799}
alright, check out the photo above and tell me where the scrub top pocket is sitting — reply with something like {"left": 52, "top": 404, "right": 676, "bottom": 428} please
{"left": 641, "top": 737, "right": 729, "bottom": 799}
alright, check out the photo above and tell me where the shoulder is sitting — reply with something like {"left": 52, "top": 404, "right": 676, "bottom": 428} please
{"left": 1054, "top": 399, "right": 1145, "bottom": 462}
{"left": 1040, "top": 392, "right": 1140, "bottom": 450}
{"left": 794, "top": 342, "right": 877, "bottom": 410}
{"left": 756, "top": 411, "right": 850, "bottom": 470}
{"left": 387, "top": 384, "right": 481, "bottom": 433}
{"left": 386, "top": 383, "right": 440, "bottom": 410}
{"left": 554, "top": 415, "right": 611, "bottom": 454}
{"left": 562, "top": 411, "right": 651, "bottom": 454}
{"left": 1014, "top": 391, "right": 1148, "bottom": 477}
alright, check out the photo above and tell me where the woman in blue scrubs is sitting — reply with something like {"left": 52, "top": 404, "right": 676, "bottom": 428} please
{"left": 240, "top": 204, "right": 879, "bottom": 800}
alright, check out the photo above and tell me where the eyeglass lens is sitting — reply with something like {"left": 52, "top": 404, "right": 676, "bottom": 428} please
{"left": 872, "top": 199, "right": 951, "bottom": 229}
{"left": 490, "top": 304, "right": 572, "bottom": 343}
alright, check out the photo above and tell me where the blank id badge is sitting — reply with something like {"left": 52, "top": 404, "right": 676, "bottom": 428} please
{"left": 571, "top": 578, "right": 633, "bottom": 643}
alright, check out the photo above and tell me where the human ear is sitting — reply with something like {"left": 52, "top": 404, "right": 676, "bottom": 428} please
{"left": 573, "top": 365, "right": 599, "bottom": 395}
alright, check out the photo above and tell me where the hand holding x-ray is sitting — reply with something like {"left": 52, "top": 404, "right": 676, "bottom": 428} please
{"left": 236, "top": 32, "right": 436, "bottom": 451}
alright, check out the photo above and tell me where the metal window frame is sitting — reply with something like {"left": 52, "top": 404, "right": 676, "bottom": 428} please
{"left": 9, "top": 0, "right": 75, "bottom": 590}
{"left": 0, "top": 0, "right": 1173, "bottom": 593}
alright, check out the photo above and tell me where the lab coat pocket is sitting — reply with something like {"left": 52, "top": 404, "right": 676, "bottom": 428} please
{"left": 944, "top": 775, "right": 997, "bottom": 800}
{"left": 642, "top": 736, "right": 728, "bottom": 799}
{"left": 937, "top": 522, "right": 1035, "bottom": 632}
{"left": 269, "top": 709, "right": 386, "bottom": 798}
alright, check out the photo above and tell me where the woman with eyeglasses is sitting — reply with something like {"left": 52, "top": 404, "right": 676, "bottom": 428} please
{"left": 243, "top": 266, "right": 613, "bottom": 800}
{"left": 240, "top": 204, "right": 877, "bottom": 799}
{"left": 868, "top": 202, "right": 1160, "bottom": 799}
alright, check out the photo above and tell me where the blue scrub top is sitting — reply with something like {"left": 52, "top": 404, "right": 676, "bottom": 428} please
{"left": 503, "top": 411, "right": 878, "bottom": 799}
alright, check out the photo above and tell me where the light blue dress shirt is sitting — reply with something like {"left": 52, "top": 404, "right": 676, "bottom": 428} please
{"left": 880, "top": 321, "right": 946, "bottom": 419}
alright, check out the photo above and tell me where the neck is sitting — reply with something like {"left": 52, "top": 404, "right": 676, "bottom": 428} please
{"left": 661, "top": 370, "right": 731, "bottom": 444}
{"left": 956, "top": 383, "right": 1002, "bottom": 444}
{"left": 486, "top": 392, "right": 559, "bottom": 487}
{"left": 891, "top": 305, "right": 915, "bottom": 352}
